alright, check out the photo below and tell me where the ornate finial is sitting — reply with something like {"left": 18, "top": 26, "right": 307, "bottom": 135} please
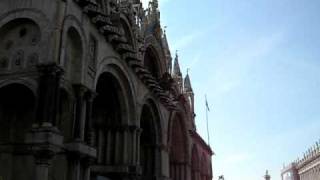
{"left": 173, "top": 50, "right": 182, "bottom": 77}
{"left": 153, "top": 0, "right": 158, "bottom": 9}
{"left": 187, "top": 68, "right": 190, "bottom": 75}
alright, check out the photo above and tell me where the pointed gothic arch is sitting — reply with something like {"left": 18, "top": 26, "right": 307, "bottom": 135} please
{"left": 139, "top": 99, "right": 162, "bottom": 180}
{"left": 120, "top": 16, "right": 135, "bottom": 48}
{"left": 144, "top": 46, "right": 162, "bottom": 79}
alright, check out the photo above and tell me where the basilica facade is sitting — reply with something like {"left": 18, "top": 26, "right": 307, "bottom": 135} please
{"left": 0, "top": 0, "right": 213, "bottom": 180}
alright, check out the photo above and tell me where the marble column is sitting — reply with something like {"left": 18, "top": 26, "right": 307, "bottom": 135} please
{"left": 36, "top": 63, "right": 63, "bottom": 125}
{"left": 85, "top": 91, "right": 96, "bottom": 146}
{"left": 73, "top": 84, "right": 88, "bottom": 141}
{"left": 34, "top": 156, "right": 52, "bottom": 180}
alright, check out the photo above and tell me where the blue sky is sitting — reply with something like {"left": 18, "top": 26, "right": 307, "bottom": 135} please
{"left": 142, "top": 0, "right": 320, "bottom": 179}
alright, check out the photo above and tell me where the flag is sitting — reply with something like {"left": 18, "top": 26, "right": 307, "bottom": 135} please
{"left": 205, "top": 95, "right": 210, "bottom": 112}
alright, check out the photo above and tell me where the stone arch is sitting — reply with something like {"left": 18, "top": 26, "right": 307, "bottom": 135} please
{"left": 0, "top": 83, "right": 36, "bottom": 180}
{"left": 90, "top": 61, "right": 137, "bottom": 179}
{"left": 0, "top": 83, "right": 36, "bottom": 144}
{"left": 60, "top": 15, "right": 87, "bottom": 83}
{"left": 144, "top": 45, "right": 162, "bottom": 79}
{"left": 139, "top": 98, "right": 163, "bottom": 179}
{"left": 0, "top": 18, "right": 42, "bottom": 71}
{"left": 64, "top": 27, "right": 83, "bottom": 82}
{"left": 0, "top": 78, "right": 37, "bottom": 95}
{"left": 95, "top": 57, "right": 137, "bottom": 125}
{"left": 120, "top": 15, "right": 136, "bottom": 48}
{"left": 144, "top": 35, "right": 166, "bottom": 77}
{"left": 168, "top": 112, "right": 190, "bottom": 180}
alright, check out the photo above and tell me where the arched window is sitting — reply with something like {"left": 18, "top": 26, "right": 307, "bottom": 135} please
{"left": 92, "top": 73, "right": 123, "bottom": 165}
{"left": 64, "top": 27, "right": 83, "bottom": 82}
{"left": 144, "top": 47, "right": 161, "bottom": 79}
{"left": 140, "top": 101, "right": 161, "bottom": 180}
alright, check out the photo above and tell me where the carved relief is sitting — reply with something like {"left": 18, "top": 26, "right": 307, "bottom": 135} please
{"left": 31, "top": 35, "right": 40, "bottom": 46}
{"left": 12, "top": 50, "right": 24, "bottom": 69}
{"left": 88, "top": 36, "right": 97, "bottom": 70}
{"left": 0, "top": 18, "right": 41, "bottom": 72}
{"left": 0, "top": 57, "right": 9, "bottom": 70}
{"left": 27, "top": 53, "right": 39, "bottom": 67}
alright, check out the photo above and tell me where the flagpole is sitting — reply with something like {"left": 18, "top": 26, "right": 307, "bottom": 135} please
{"left": 205, "top": 95, "right": 210, "bottom": 146}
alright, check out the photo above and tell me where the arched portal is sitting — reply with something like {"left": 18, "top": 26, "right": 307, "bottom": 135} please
{"left": 93, "top": 73, "right": 122, "bottom": 164}
{"left": 0, "top": 83, "right": 36, "bottom": 180}
{"left": 0, "top": 83, "right": 35, "bottom": 143}
{"left": 139, "top": 101, "right": 161, "bottom": 180}
{"left": 91, "top": 71, "right": 131, "bottom": 180}
{"left": 169, "top": 114, "right": 188, "bottom": 180}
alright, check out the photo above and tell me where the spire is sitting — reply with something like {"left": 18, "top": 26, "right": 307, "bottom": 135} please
{"left": 162, "top": 26, "right": 172, "bottom": 73}
{"left": 184, "top": 69, "right": 193, "bottom": 92}
{"left": 162, "top": 26, "right": 170, "bottom": 49}
{"left": 173, "top": 51, "right": 182, "bottom": 77}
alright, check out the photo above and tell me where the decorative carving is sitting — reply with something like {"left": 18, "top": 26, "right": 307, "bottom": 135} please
{"left": 88, "top": 36, "right": 97, "bottom": 70}
{"left": 31, "top": 36, "right": 40, "bottom": 46}
{"left": 12, "top": 50, "right": 24, "bottom": 69}
{"left": 0, "top": 57, "right": 9, "bottom": 69}
{"left": 27, "top": 53, "right": 39, "bottom": 67}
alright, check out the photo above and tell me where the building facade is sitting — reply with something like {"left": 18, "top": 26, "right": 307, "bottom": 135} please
{"left": 0, "top": 0, "right": 213, "bottom": 180}
{"left": 281, "top": 142, "right": 320, "bottom": 180}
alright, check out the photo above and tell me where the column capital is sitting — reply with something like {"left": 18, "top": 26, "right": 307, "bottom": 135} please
{"left": 73, "top": 84, "right": 89, "bottom": 98}
{"left": 26, "top": 125, "right": 64, "bottom": 164}
{"left": 85, "top": 90, "right": 98, "bottom": 102}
